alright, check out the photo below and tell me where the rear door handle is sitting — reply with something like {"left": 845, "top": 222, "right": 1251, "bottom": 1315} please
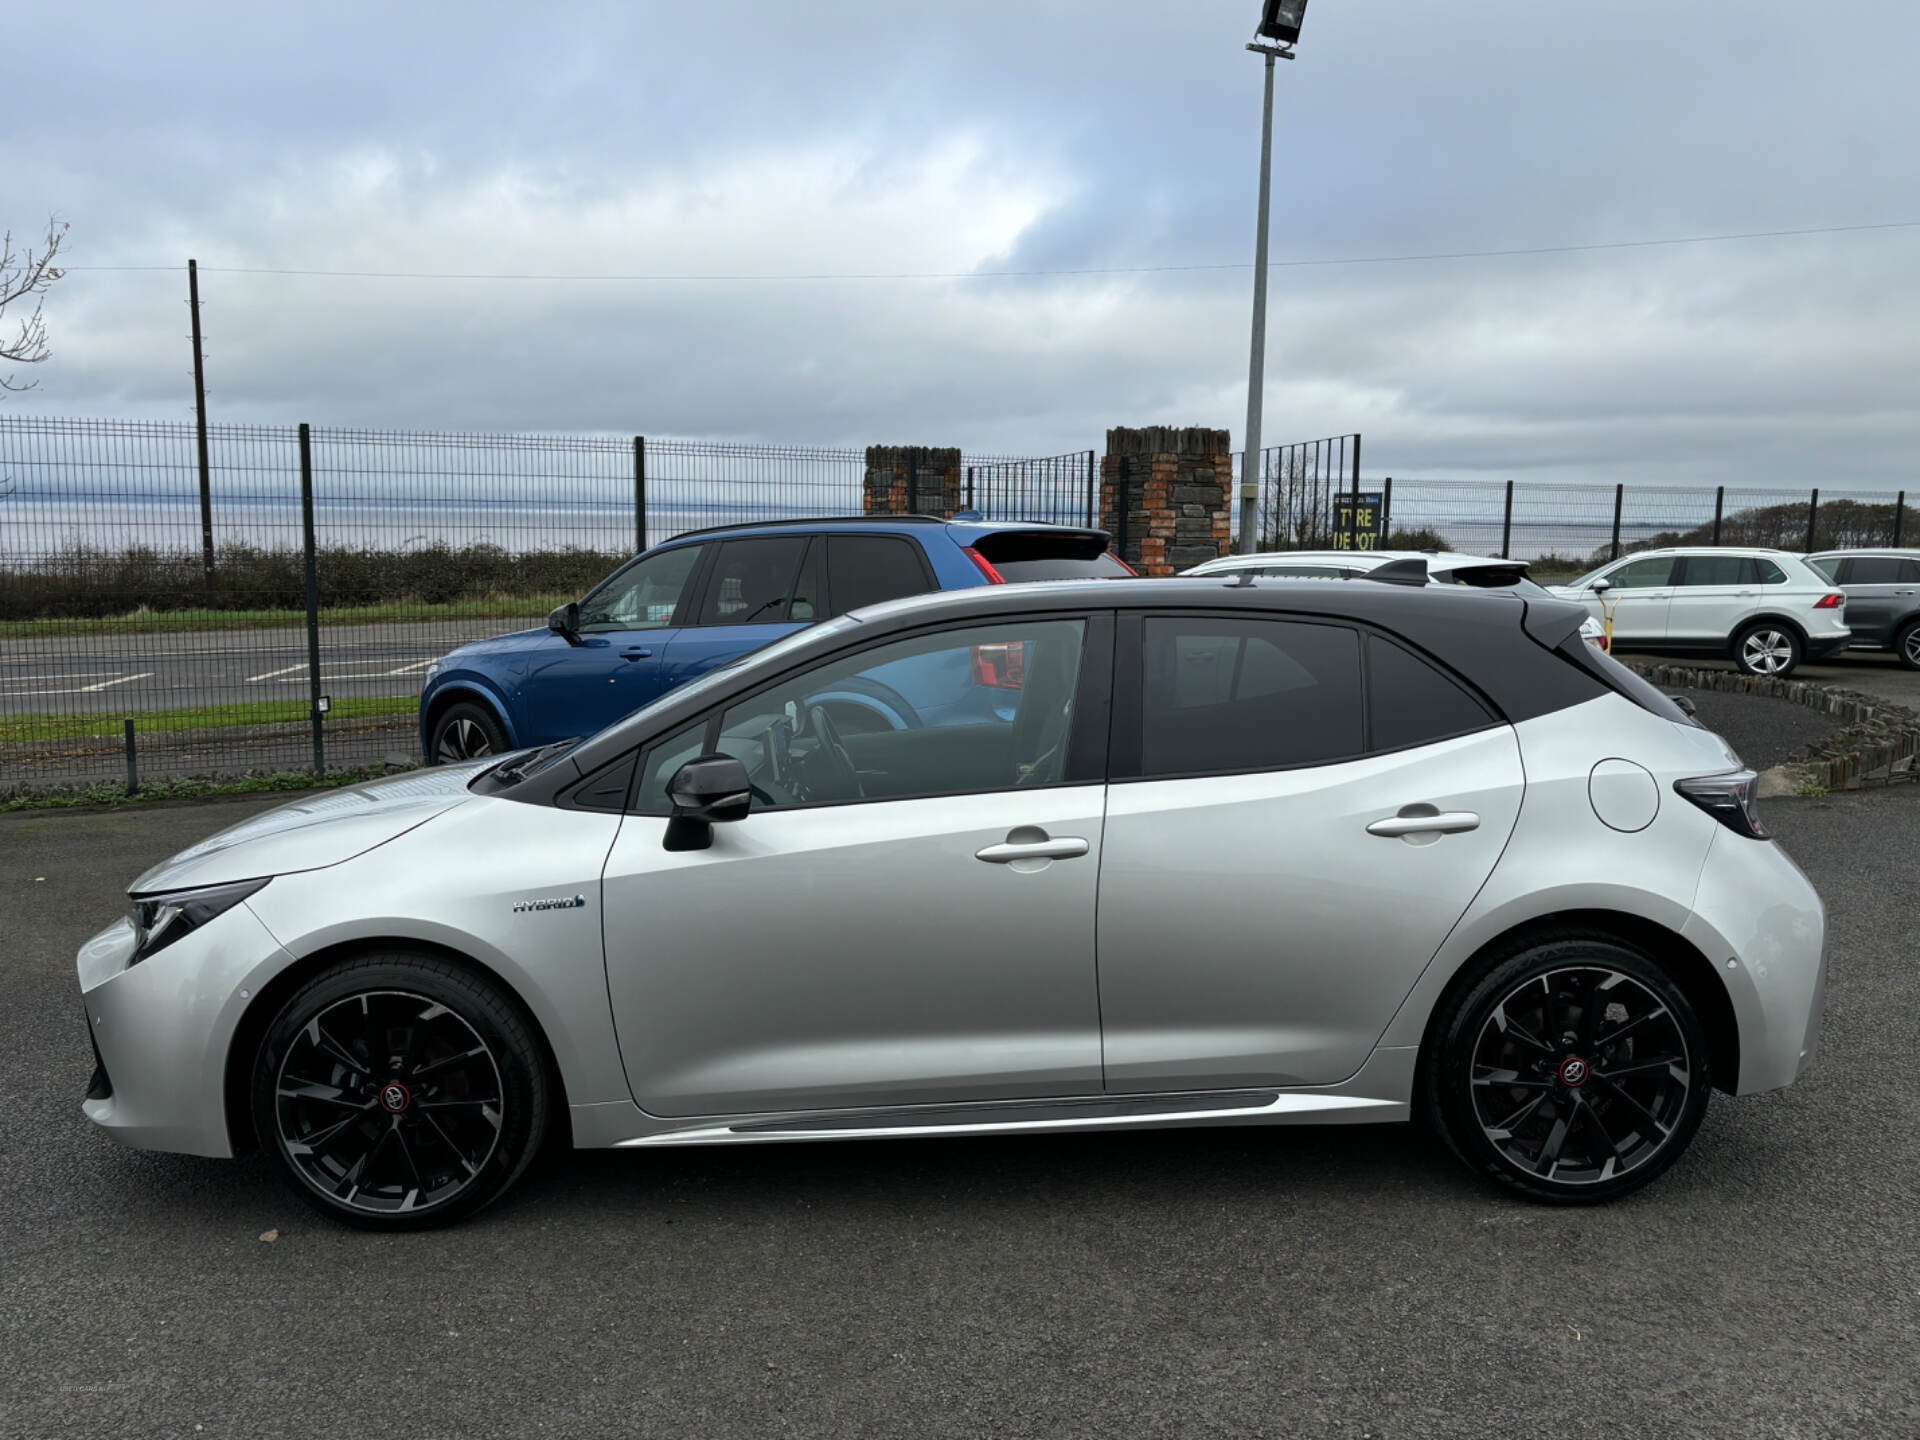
{"left": 1367, "top": 809, "right": 1480, "bottom": 838}
{"left": 620, "top": 647, "right": 654, "bottom": 661}
{"left": 976, "top": 837, "right": 1090, "bottom": 863}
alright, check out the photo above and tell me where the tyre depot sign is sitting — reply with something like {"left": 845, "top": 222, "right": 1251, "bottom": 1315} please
{"left": 1332, "top": 493, "right": 1385, "bottom": 551}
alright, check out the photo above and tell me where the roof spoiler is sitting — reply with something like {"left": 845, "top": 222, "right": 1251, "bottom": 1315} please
{"left": 1358, "top": 557, "right": 1428, "bottom": 587}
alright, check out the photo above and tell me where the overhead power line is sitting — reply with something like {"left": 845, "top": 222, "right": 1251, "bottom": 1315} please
{"left": 66, "top": 218, "right": 1920, "bottom": 283}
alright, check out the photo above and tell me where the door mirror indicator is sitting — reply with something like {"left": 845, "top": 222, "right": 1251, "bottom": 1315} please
{"left": 664, "top": 754, "right": 752, "bottom": 851}
{"left": 548, "top": 602, "right": 582, "bottom": 646}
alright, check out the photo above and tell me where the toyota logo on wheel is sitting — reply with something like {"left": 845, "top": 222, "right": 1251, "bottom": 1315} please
{"left": 379, "top": 1082, "right": 412, "bottom": 1113}
{"left": 1558, "top": 1057, "right": 1590, "bottom": 1087}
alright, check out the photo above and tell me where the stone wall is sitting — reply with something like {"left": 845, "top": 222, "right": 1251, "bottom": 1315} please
{"left": 864, "top": 446, "right": 962, "bottom": 519}
{"left": 1099, "top": 427, "right": 1233, "bottom": 576}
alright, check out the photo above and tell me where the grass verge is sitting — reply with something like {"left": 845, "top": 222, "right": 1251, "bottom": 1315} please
{"left": 0, "top": 598, "right": 566, "bottom": 638}
{"left": 1, "top": 764, "right": 413, "bottom": 812}
{"left": 1, "top": 695, "right": 417, "bottom": 746}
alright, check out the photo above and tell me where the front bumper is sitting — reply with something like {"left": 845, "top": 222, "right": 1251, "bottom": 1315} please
{"left": 77, "top": 905, "right": 293, "bottom": 1158}
{"left": 1681, "top": 828, "right": 1827, "bottom": 1094}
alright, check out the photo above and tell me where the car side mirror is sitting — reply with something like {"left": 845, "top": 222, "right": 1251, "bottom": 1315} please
{"left": 1590, "top": 578, "right": 1612, "bottom": 595}
{"left": 663, "top": 754, "right": 752, "bottom": 851}
{"left": 548, "top": 602, "right": 581, "bottom": 646}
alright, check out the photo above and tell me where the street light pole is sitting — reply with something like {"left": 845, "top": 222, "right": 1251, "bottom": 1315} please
{"left": 1237, "top": 45, "right": 1284, "bottom": 554}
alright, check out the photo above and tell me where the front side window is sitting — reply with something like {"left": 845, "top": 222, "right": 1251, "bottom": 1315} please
{"left": 1604, "top": 557, "right": 1676, "bottom": 590}
{"left": 697, "top": 537, "right": 810, "bottom": 626}
{"left": 579, "top": 544, "right": 704, "bottom": 632}
{"left": 634, "top": 619, "right": 1089, "bottom": 812}
{"left": 1139, "top": 617, "right": 1363, "bottom": 778}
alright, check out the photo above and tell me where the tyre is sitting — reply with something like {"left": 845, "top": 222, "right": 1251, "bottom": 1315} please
{"left": 1732, "top": 621, "right": 1802, "bottom": 677}
{"left": 251, "top": 954, "right": 550, "bottom": 1229}
{"left": 428, "top": 700, "right": 508, "bottom": 764}
{"left": 1423, "top": 935, "right": 1711, "bottom": 1204}
{"left": 1894, "top": 618, "right": 1920, "bottom": 672}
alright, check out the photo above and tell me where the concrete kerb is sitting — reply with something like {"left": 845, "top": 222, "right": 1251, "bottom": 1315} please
{"left": 1626, "top": 659, "right": 1920, "bottom": 796}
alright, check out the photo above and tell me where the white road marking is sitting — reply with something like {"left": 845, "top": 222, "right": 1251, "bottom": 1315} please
{"left": 244, "top": 663, "right": 310, "bottom": 683}
{"left": 3, "top": 671, "right": 155, "bottom": 698}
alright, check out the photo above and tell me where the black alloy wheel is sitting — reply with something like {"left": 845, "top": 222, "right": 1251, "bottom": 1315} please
{"left": 1425, "top": 938, "right": 1711, "bottom": 1203}
{"left": 252, "top": 955, "right": 548, "bottom": 1228}
{"left": 430, "top": 702, "right": 508, "bottom": 764}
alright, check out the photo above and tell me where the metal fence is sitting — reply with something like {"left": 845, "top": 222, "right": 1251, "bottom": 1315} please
{"left": 964, "top": 452, "right": 1098, "bottom": 527}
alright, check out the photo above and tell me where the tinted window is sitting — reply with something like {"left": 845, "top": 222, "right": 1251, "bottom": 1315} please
{"left": 789, "top": 539, "right": 826, "bottom": 621}
{"left": 1752, "top": 558, "right": 1788, "bottom": 584}
{"left": 1807, "top": 557, "right": 1840, "bottom": 582}
{"left": 827, "top": 535, "right": 934, "bottom": 614}
{"left": 1679, "top": 555, "right": 1746, "bottom": 586}
{"left": 1605, "top": 557, "right": 1675, "bottom": 589}
{"left": 634, "top": 619, "right": 1088, "bottom": 812}
{"left": 1368, "top": 637, "right": 1495, "bottom": 751}
{"left": 1903, "top": 559, "right": 1920, "bottom": 584}
{"left": 698, "top": 537, "right": 809, "bottom": 626}
{"left": 579, "top": 544, "right": 704, "bottom": 632}
{"left": 970, "top": 530, "right": 1133, "bottom": 582}
{"left": 1844, "top": 556, "right": 1906, "bottom": 585}
{"left": 1140, "top": 617, "right": 1363, "bottom": 777}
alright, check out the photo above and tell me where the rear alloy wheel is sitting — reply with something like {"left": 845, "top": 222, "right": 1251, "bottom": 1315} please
{"left": 252, "top": 956, "right": 549, "bottom": 1229}
{"left": 1732, "top": 622, "right": 1802, "bottom": 678}
{"left": 1894, "top": 619, "right": 1920, "bottom": 673}
{"left": 429, "top": 701, "right": 508, "bottom": 764}
{"left": 1425, "top": 938, "right": 1711, "bottom": 1204}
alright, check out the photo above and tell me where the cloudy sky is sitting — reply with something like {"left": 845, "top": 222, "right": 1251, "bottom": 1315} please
{"left": 11, "top": 0, "right": 1920, "bottom": 489}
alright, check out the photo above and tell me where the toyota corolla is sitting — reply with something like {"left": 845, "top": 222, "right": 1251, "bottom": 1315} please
{"left": 78, "top": 578, "right": 1826, "bottom": 1227}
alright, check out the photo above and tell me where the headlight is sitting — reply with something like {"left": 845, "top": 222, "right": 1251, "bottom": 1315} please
{"left": 126, "top": 877, "right": 270, "bottom": 963}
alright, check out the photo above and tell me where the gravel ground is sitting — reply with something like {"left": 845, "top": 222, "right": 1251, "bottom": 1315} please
{"left": 1665, "top": 684, "right": 1843, "bottom": 770}
{"left": 4, "top": 783, "right": 1918, "bottom": 1440}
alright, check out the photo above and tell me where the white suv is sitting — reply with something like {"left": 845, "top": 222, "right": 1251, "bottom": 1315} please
{"left": 1551, "top": 548, "right": 1849, "bottom": 677}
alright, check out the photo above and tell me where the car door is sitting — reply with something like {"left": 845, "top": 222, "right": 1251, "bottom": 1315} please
{"left": 518, "top": 542, "right": 706, "bottom": 743}
{"left": 1095, "top": 613, "right": 1524, "bottom": 1091}
{"left": 600, "top": 611, "right": 1111, "bottom": 1117}
{"left": 655, "top": 535, "right": 815, "bottom": 694}
{"left": 1666, "top": 553, "right": 1754, "bottom": 646}
{"left": 1833, "top": 556, "right": 1905, "bottom": 646}
{"left": 1579, "top": 556, "right": 1676, "bottom": 645}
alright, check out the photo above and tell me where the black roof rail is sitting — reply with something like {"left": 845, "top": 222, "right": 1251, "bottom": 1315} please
{"left": 660, "top": 514, "right": 953, "bottom": 543}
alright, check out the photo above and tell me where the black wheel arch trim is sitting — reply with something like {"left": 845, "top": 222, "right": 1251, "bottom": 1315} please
{"left": 421, "top": 682, "right": 519, "bottom": 753}
{"left": 222, "top": 937, "right": 571, "bottom": 1157}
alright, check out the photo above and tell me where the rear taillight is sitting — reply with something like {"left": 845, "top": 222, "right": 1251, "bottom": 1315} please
{"left": 1814, "top": 593, "right": 1845, "bottom": 609}
{"left": 1675, "top": 770, "right": 1769, "bottom": 839}
{"left": 962, "top": 547, "right": 1006, "bottom": 584}
{"left": 971, "top": 641, "right": 1026, "bottom": 689}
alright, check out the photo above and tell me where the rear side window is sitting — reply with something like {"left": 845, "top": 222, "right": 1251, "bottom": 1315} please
{"left": 827, "top": 535, "right": 934, "bottom": 614}
{"left": 1842, "top": 556, "right": 1905, "bottom": 585}
{"left": 1752, "top": 558, "right": 1788, "bottom": 584}
{"left": 697, "top": 537, "right": 810, "bottom": 626}
{"left": 1140, "top": 617, "right": 1363, "bottom": 777}
{"left": 1368, "top": 637, "right": 1495, "bottom": 751}
{"left": 970, "top": 530, "right": 1132, "bottom": 582}
{"left": 1678, "top": 555, "right": 1746, "bottom": 586}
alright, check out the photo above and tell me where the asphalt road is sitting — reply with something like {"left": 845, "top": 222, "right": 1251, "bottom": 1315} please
{"left": 4, "top": 787, "right": 1917, "bottom": 1438}
{"left": 0, "top": 621, "right": 525, "bottom": 717}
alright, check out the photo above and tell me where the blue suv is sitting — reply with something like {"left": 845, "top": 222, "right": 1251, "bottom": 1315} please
{"left": 419, "top": 515, "right": 1134, "bottom": 762}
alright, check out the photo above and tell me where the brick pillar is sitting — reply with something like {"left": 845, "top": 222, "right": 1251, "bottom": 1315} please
{"left": 864, "top": 446, "right": 962, "bottom": 518}
{"left": 1100, "top": 426, "right": 1233, "bottom": 576}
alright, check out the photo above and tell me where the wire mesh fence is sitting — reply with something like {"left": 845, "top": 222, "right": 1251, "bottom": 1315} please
{"left": 3, "top": 412, "right": 1915, "bottom": 792}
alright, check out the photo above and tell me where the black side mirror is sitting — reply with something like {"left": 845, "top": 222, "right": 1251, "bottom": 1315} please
{"left": 548, "top": 602, "right": 581, "bottom": 646}
{"left": 663, "top": 754, "right": 752, "bottom": 851}
{"left": 1668, "top": 694, "right": 1699, "bottom": 719}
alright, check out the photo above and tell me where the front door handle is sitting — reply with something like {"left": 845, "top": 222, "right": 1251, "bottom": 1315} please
{"left": 620, "top": 647, "right": 654, "bottom": 661}
{"left": 1367, "top": 808, "right": 1480, "bottom": 838}
{"left": 976, "top": 835, "right": 1090, "bottom": 864}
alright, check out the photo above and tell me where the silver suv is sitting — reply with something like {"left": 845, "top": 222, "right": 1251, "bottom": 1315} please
{"left": 78, "top": 577, "right": 1827, "bottom": 1227}
{"left": 1807, "top": 549, "right": 1920, "bottom": 670}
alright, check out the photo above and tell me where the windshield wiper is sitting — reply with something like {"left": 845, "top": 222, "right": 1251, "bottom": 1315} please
{"left": 488, "top": 740, "right": 578, "bottom": 786}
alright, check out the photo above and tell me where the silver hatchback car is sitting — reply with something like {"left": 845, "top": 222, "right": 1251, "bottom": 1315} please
{"left": 78, "top": 579, "right": 1827, "bottom": 1227}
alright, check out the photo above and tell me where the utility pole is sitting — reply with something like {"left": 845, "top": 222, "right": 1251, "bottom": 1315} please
{"left": 1238, "top": 45, "right": 1287, "bottom": 554}
{"left": 188, "top": 258, "right": 215, "bottom": 601}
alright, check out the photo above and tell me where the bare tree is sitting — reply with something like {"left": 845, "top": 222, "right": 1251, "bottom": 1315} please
{"left": 2, "top": 217, "right": 68, "bottom": 394}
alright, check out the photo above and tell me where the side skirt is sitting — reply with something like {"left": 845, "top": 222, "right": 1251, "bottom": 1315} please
{"left": 603, "top": 1046, "right": 1417, "bottom": 1149}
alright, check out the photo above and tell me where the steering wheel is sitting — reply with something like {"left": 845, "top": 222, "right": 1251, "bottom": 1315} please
{"left": 806, "top": 704, "right": 863, "bottom": 800}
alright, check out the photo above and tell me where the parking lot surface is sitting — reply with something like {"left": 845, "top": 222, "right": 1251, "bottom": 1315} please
{"left": 4, "top": 787, "right": 1917, "bottom": 1439}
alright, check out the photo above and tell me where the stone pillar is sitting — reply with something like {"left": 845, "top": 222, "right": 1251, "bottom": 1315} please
{"left": 864, "top": 446, "right": 962, "bottom": 518}
{"left": 1100, "top": 426, "right": 1233, "bottom": 575}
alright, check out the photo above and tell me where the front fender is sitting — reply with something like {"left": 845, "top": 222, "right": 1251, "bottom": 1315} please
{"left": 420, "top": 675, "right": 519, "bottom": 752}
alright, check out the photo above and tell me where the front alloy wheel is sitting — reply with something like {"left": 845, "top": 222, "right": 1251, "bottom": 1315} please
{"left": 253, "top": 955, "right": 549, "bottom": 1228}
{"left": 1426, "top": 938, "right": 1711, "bottom": 1203}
